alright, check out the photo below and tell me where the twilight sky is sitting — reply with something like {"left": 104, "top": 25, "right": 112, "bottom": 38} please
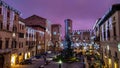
{"left": 4, "top": 0, "right": 120, "bottom": 30}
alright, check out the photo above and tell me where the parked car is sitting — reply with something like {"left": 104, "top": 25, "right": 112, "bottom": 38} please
{"left": 19, "top": 59, "right": 32, "bottom": 65}
{"left": 35, "top": 54, "right": 41, "bottom": 59}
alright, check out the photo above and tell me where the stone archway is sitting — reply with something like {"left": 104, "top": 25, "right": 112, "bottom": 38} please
{"left": 0, "top": 54, "right": 4, "bottom": 68}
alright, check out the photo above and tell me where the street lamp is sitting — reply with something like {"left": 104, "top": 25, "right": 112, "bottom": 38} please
{"left": 58, "top": 60, "right": 62, "bottom": 68}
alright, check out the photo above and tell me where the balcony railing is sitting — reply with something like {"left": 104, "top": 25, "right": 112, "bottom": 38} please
{"left": 0, "top": 48, "right": 12, "bottom": 54}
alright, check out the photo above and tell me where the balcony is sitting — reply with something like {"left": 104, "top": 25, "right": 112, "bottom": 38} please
{"left": 0, "top": 48, "right": 12, "bottom": 54}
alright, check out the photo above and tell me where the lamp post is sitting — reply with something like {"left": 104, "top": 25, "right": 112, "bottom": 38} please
{"left": 58, "top": 60, "right": 62, "bottom": 68}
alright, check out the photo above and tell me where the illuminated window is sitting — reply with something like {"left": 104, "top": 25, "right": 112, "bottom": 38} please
{"left": 77, "top": 32, "right": 80, "bottom": 34}
{"left": 11, "top": 40, "right": 17, "bottom": 48}
{"left": 113, "top": 23, "right": 116, "bottom": 40}
{"left": 118, "top": 43, "right": 120, "bottom": 52}
{"left": 13, "top": 26, "right": 17, "bottom": 32}
{"left": 113, "top": 16, "right": 115, "bottom": 21}
{"left": 14, "top": 15, "right": 17, "bottom": 20}
{"left": 53, "top": 32, "right": 56, "bottom": 35}
{"left": 68, "top": 27, "right": 71, "bottom": 30}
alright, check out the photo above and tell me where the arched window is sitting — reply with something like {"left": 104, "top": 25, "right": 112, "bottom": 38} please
{"left": 13, "top": 25, "right": 17, "bottom": 32}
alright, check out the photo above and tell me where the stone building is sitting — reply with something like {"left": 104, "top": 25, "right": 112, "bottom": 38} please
{"left": 0, "top": 0, "right": 20, "bottom": 68}
{"left": 17, "top": 17, "right": 26, "bottom": 63}
{"left": 24, "top": 15, "right": 47, "bottom": 54}
{"left": 25, "top": 26, "right": 36, "bottom": 59}
{"left": 93, "top": 4, "right": 120, "bottom": 68}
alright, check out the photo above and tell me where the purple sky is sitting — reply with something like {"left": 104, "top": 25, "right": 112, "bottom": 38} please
{"left": 4, "top": 0, "right": 120, "bottom": 30}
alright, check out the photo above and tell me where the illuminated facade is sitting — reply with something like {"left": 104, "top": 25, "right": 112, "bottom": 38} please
{"left": 26, "top": 27, "right": 36, "bottom": 58}
{"left": 24, "top": 15, "right": 47, "bottom": 53}
{"left": 51, "top": 24, "right": 62, "bottom": 51}
{"left": 93, "top": 4, "right": 120, "bottom": 68}
{"left": 45, "top": 20, "right": 52, "bottom": 51}
{"left": 72, "top": 30, "right": 94, "bottom": 44}
{"left": 0, "top": 0, "right": 20, "bottom": 68}
{"left": 18, "top": 18, "right": 26, "bottom": 63}
{"left": 64, "top": 19, "right": 72, "bottom": 37}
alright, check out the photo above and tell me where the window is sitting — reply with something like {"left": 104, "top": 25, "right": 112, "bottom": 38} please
{"left": 11, "top": 40, "right": 17, "bottom": 48}
{"left": 5, "top": 39, "right": 9, "bottom": 48}
{"left": 113, "top": 23, "right": 116, "bottom": 40}
{"left": 7, "top": 11, "right": 10, "bottom": 18}
{"left": 19, "top": 24, "right": 21, "bottom": 30}
{"left": 7, "top": 24, "right": 9, "bottom": 30}
{"left": 13, "top": 26, "right": 17, "bottom": 32}
{"left": 0, "top": 8, "right": 2, "bottom": 14}
{"left": 77, "top": 32, "right": 80, "bottom": 34}
{"left": 114, "top": 51, "right": 118, "bottom": 57}
{"left": 19, "top": 33, "right": 24, "bottom": 38}
{"left": 14, "top": 15, "right": 17, "bottom": 20}
{"left": 0, "top": 40, "right": 2, "bottom": 49}
{"left": 19, "top": 42, "right": 21, "bottom": 48}
{"left": 107, "top": 30, "right": 110, "bottom": 40}
{"left": 113, "top": 16, "right": 115, "bottom": 21}
{"left": 29, "top": 34, "right": 31, "bottom": 37}
{"left": 53, "top": 32, "right": 56, "bottom": 35}
{"left": 109, "top": 50, "right": 111, "bottom": 57}
{"left": 0, "top": 22, "right": 3, "bottom": 30}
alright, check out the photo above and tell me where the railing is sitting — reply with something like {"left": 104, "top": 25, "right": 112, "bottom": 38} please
{"left": 0, "top": 48, "right": 12, "bottom": 54}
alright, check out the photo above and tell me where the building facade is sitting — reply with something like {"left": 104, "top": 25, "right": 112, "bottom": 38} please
{"left": 26, "top": 26, "right": 36, "bottom": 59}
{"left": 17, "top": 18, "right": 26, "bottom": 64}
{"left": 72, "top": 30, "right": 94, "bottom": 44}
{"left": 24, "top": 15, "right": 47, "bottom": 54}
{"left": 0, "top": 0, "right": 20, "bottom": 68}
{"left": 72, "top": 30, "right": 94, "bottom": 54}
{"left": 93, "top": 4, "right": 120, "bottom": 68}
{"left": 45, "top": 20, "right": 52, "bottom": 51}
{"left": 64, "top": 19, "right": 72, "bottom": 37}
{"left": 51, "top": 24, "right": 62, "bottom": 52}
